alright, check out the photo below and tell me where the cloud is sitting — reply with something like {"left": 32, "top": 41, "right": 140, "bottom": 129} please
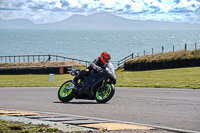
{"left": 0, "top": 0, "right": 200, "bottom": 24}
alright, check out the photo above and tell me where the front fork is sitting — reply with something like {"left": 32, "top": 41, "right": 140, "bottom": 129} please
{"left": 100, "top": 79, "right": 108, "bottom": 92}
{"left": 91, "top": 79, "right": 108, "bottom": 97}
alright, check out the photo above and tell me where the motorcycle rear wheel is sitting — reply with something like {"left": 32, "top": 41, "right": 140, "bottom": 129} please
{"left": 58, "top": 80, "right": 74, "bottom": 102}
{"left": 95, "top": 83, "right": 115, "bottom": 103}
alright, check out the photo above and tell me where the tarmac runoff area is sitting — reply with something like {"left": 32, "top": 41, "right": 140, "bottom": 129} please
{"left": 0, "top": 109, "right": 184, "bottom": 133}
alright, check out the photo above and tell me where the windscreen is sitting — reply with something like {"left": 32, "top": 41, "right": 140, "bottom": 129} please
{"left": 107, "top": 63, "right": 115, "bottom": 74}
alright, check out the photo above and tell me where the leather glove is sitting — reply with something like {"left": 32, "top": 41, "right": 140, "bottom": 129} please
{"left": 96, "top": 66, "right": 102, "bottom": 71}
{"left": 91, "top": 63, "right": 97, "bottom": 70}
{"left": 101, "top": 65, "right": 106, "bottom": 69}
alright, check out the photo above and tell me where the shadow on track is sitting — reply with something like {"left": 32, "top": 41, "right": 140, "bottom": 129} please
{"left": 53, "top": 101, "right": 108, "bottom": 104}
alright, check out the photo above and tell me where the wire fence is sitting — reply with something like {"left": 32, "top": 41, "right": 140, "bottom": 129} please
{"left": 142, "top": 43, "right": 198, "bottom": 56}
{"left": 117, "top": 43, "right": 199, "bottom": 68}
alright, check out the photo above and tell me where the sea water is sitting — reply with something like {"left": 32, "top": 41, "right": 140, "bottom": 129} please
{"left": 0, "top": 29, "right": 200, "bottom": 65}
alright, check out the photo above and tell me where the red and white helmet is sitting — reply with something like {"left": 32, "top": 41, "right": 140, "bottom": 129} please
{"left": 100, "top": 52, "right": 111, "bottom": 65}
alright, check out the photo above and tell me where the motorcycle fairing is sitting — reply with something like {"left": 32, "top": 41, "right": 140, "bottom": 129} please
{"left": 86, "top": 71, "right": 106, "bottom": 88}
{"left": 74, "top": 71, "right": 107, "bottom": 100}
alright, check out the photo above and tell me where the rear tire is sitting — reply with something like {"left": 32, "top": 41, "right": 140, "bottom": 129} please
{"left": 58, "top": 80, "right": 74, "bottom": 102}
{"left": 95, "top": 83, "right": 115, "bottom": 103}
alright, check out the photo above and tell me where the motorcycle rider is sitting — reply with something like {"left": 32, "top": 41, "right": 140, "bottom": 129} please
{"left": 72, "top": 51, "right": 111, "bottom": 88}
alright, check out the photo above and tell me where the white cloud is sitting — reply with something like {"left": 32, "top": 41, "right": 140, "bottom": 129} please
{"left": 0, "top": 0, "right": 200, "bottom": 23}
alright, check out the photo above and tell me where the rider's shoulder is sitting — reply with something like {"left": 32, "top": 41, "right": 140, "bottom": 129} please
{"left": 92, "top": 57, "right": 100, "bottom": 63}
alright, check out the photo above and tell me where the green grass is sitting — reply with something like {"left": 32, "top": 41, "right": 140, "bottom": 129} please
{"left": 0, "top": 66, "right": 85, "bottom": 87}
{"left": 0, "top": 74, "right": 73, "bottom": 87}
{"left": 116, "top": 67, "right": 200, "bottom": 89}
{"left": 0, "top": 67, "right": 200, "bottom": 89}
{"left": 0, "top": 119, "right": 59, "bottom": 133}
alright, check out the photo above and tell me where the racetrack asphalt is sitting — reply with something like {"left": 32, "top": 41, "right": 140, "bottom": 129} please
{"left": 0, "top": 87, "right": 199, "bottom": 132}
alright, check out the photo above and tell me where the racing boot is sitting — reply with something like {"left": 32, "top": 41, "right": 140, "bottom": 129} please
{"left": 72, "top": 69, "right": 88, "bottom": 91}
{"left": 72, "top": 78, "right": 82, "bottom": 93}
{"left": 72, "top": 77, "right": 78, "bottom": 90}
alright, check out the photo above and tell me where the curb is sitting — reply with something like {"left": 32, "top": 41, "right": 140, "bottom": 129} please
{"left": 1, "top": 108, "right": 199, "bottom": 133}
{"left": 0, "top": 115, "right": 94, "bottom": 132}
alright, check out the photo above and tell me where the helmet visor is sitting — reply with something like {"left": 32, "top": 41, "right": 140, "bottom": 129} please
{"left": 104, "top": 58, "right": 110, "bottom": 63}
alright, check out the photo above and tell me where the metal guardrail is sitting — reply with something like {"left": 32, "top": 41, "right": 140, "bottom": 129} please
{"left": 0, "top": 54, "right": 91, "bottom": 67}
{"left": 0, "top": 54, "right": 129, "bottom": 70}
{"left": 0, "top": 54, "right": 121, "bottom": 69}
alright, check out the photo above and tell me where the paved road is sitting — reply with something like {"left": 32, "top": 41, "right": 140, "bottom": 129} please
{"left": 0, "top": 87, "right": 200, "bottom": 132}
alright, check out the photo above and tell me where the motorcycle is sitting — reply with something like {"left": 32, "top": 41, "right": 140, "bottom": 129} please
{"left": 58, "top": 63, "right": 116, "bottom": 103}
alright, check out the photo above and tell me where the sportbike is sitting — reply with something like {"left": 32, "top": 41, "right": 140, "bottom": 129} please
{"left": 58, "top": 63, "right": 116, "bottom": 103}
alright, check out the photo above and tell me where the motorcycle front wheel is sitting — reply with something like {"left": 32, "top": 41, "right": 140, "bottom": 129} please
{"left": 95, "top": 83, "right": 115, "bottom": 103}
{"left": 58, "top": 80, "right": 74, "bottom": 102}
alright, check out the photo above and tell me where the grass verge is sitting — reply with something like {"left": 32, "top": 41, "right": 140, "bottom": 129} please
{"left": 0, "top": 61, "right": 84, "bottom": 68}
{"left": 116, "top": 67, "right": 200, "bottom": 89}
{"left": 0, "top": 67, "right": 199, "bottom": 89}
{"left": 0, "top": 119, "right": 59, "bottom": 133}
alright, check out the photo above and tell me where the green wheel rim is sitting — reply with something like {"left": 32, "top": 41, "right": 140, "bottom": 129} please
{"left": 59, "top": 82, "right": 73, "bottom": 98}
{"left": 96, "top": 84, "right": 111, "bottom": 100}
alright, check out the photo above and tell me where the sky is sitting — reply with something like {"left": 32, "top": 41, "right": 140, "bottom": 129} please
{"left": 0, "top": 0, "right": 200, "bottom": 24}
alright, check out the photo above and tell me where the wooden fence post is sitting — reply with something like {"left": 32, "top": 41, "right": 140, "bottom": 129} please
{"left": 23, "top": 56, "right": 25, "bottom": 62}
{"left": 48, "top": 54, "right": 51, "bottom": 62}
{"left": 195, "top": 43, "right": 197, "bottom": 50}
{"left": 152, "top": 48, "right": 153, "bottom": 54}
{"left": 9, "top": 56, "right": 11, "bottom": 63}
{"left": 162, "top": 46, "right": 164, "bottom": 53}
{"left": 185, "top": 44, "right": 187, "bottom": 51}
{"left": 173, "top": 45, "right": 174, "bottom": 52}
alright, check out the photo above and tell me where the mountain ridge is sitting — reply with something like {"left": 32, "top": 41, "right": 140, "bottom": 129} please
{"left": 0, "top": 12, "right": 200, "bottom": 30}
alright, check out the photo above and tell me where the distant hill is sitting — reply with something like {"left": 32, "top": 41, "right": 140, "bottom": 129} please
{"left": 0, "top": 12, "right": 200, "bottom": 30}
{"left": 0, "top": 18, "right": 36, "bottom": 29}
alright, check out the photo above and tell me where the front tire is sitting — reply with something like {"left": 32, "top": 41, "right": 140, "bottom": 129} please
{"left": 95, "top": 83, "right": 115, "bottom": 103}
{"left": 58, "top": 80, "right": 74, "bottom": 102}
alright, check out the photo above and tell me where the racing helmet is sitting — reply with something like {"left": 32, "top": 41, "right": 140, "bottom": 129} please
{"left": 100, "top": 52, "right": 111, "bottom": 65}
